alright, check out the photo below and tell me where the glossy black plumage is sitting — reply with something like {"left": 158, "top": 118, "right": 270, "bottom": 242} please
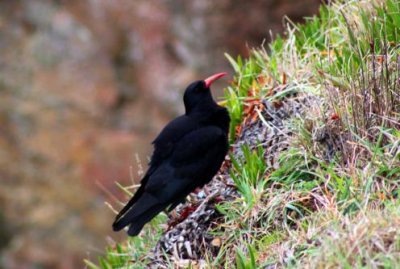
{"left": 112, "top": 77, "right": 230, "bottom": 236}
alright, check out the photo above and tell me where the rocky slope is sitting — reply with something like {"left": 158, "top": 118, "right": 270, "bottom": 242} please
{"left": 0, "top": 1, "right": 320, "bottom": 268}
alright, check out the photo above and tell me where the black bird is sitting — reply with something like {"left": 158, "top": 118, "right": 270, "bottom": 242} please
{"left": 112, "top": 72, "right": 230, "bottom": 236}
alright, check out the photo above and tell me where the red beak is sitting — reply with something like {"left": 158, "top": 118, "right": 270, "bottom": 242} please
{"left": 204, "top": 72, "right": 227, "bottom": 88}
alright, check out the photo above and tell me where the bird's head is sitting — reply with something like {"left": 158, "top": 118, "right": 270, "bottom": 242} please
{"left": 183, "top": 72, "right": 227, "bottom": 114}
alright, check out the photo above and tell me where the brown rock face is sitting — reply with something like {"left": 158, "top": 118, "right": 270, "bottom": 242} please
{"left": 0, "top": 0, "right": 319, "bottom": 268}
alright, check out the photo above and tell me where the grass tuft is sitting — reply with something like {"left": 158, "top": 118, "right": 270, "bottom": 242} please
{"left": 89, "top": 1, "right": 400, "bottom": 268}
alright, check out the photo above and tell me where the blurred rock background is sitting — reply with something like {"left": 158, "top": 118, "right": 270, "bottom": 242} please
{"left": 0, "top": 0, "right": 320, "bottom": 268}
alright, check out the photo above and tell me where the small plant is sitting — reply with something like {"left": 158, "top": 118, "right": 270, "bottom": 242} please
{"left": 235, "top": 244, "right": 257, "bottom": 269}
{"left": 230, "top": 144, "right": 267, "bottom": 193}
{"left": 85, "top": 203, "right": 167, "bottom": 269}
{"left": 85, "top": 243, "right": 130, "bottom": 269}
{"left": 224, "top": 53, "right": 264, "bottom": 141}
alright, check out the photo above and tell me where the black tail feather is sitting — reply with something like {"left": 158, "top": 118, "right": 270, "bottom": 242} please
{"left": 127, "top": 203, "right": 167, "bottom": 236}
{"left": 113, "top": 174, "right": 150, "bottom": 225}
{"left": 112, "top": 192, "right": 162, "bottom": 232}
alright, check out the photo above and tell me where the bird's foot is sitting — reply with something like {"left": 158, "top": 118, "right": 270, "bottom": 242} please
{"left": 179, "top": 205, "right": 198, "bottom": 221}
{"left": 167, "top": 190, "right": 221, "bottom": 230}
{"left": 167, "top": 205, "right": 198, "bottom": 229}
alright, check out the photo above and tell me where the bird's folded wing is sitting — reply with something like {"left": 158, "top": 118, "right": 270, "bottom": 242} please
{"left": 146, "top": 126, "right": 226, "bottom": 195}
{"left": 113, "top": 126, "right": 227, "bottom": 230}
{"left": 171, "top": 126, "right": 226, "bottom": 166}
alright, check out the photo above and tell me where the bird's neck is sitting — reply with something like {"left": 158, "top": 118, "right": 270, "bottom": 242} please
{"left": 187, "top": 105, "right": 229, "bottom": 132}
{"left": 186, "top": 101, "right": 218, "bottom": 116}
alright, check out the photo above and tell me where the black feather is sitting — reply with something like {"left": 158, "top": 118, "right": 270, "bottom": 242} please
{"left": 112, "top": 77, "right": 230, "bottom": 236}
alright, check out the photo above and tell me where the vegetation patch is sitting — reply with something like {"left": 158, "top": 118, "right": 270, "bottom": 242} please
{"left": 88, "top": 0, "right": 400, "bottom": 268}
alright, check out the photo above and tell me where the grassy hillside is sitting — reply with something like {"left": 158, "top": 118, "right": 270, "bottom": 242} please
{"left": 87, "top": 0, "right": 400, "bottom": 268}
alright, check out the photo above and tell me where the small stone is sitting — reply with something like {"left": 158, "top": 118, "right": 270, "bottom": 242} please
{"left": 197, "top": 190, "right": 206, "bottom": 199}
{"left": 211, "top": 237, "right": 221, "bottom": 247}
{"left": 184, "top": 241, "right": 193, "bottom": 258}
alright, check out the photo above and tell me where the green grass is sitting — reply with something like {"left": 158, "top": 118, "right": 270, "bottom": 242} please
{"left": 84, "top": 212, "right": 167, "bottom": 269}
{"left": 89, "top": 0, "right": 400, "bottom": 268}
{"left": 212, "top": 0, "right": 400, "bottom": 267}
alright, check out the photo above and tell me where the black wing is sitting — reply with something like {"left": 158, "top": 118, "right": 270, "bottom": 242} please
{"left": 112, "top": 115, "right": 198, "bottom": 223}
{"left": 151, "top": 115, "right": 199, "bottom": 166}
{"left": 112, "top": 126, "right": 228, "bottom": 236}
